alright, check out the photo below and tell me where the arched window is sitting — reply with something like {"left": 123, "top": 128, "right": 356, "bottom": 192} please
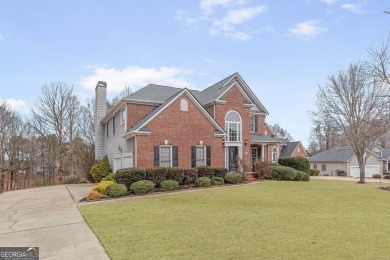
{"left": 180, "top": 99, "right": 188, "bottom": 111}
{"left": 225, "top": 111, "right": 241, "bottom": 142}
{"left": 272, "top": 147, "right": 277, "bottom": 162}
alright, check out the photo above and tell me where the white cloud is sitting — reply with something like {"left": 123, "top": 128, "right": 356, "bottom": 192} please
{"left": 204, "top": 57, "right": 215, "bottom": 64}
{"left": 288, "top": 20, "right": 327, "bottom": 37}
{"left": 341, "top": 2, "right": 366, "bottom": 14}
{"left": 6, "top": 99, "right": 30, "bottom": 113}
{"left": 210, "top": 5, "right": 266, "bottom": 41}
{"left": 78, "top": 66, "right": 193, "bottom": 93}
{"left": 321, "top": 0, "right": 338, "bottom": 4}
{"left": 200, "top": 0, "right": 246, "bottom": 14}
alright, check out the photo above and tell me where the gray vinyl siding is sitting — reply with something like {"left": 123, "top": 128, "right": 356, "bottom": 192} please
{"left": 349, "top": 155, "right": 383, "bottom": 176}
{"left": 104, "top": 110, "right": 135, "bottom": 170}
{"left": 95, "top": 85, "right": 107, "bottom": 160}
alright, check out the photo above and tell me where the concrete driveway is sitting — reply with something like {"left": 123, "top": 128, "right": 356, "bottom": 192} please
{"left": 0, "top": 185, "right": 109, "bottom": 260}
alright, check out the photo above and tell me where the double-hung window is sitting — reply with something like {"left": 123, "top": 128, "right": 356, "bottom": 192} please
{"left": 250, "top": 115, "right": 256, "bottom": 133}
{"left": 159, "top": 146, "right": 172, "bottom": 167}
{"left": 195, "top": 146, "right": 206, "bottom": 167}
{"left": 321, "top": 164, "right": 326, "bottom": 171}
{"left": 225, "top": 111, "right": 241, "bottom": 142}
{"left": 121, "top": 109, "right": 126, "bottom": 125}
{"left": 272, "top": 147, "right": 277, "bottom": 162}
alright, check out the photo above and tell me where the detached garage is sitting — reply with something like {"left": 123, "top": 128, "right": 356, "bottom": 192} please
{"left": 309, "top": 146, "right": 384, "bottom": 177}
{"left": 350, "top": 165, "right": 380, "bottom": 178}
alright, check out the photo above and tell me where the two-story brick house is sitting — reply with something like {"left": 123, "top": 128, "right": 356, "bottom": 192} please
{"left": 95, "top": 73, "right": 303, "bottom": 172}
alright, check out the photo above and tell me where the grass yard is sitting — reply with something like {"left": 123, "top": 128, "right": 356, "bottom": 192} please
{"left": 79, "top": 180, "right": 390, "bottom": 259}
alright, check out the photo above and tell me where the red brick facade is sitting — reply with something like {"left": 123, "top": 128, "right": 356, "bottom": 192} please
{"left": 291, "top": 143, "right": 308, "bottom": 157}
{"left": 136, "top": 92, "right": 224, "bottom": 168}
{"left": 126, "top": 103, "right": 157, "bottom": 129}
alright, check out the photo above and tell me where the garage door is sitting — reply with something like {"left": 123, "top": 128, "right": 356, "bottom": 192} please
{"left": 350, "top": 165, "right": 379, "bottom": 177}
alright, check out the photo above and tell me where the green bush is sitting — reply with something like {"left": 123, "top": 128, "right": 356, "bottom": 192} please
{"left": 214, "top": 167, "right": 229, "bottom": 178}
{"left": 106, "top": 183, "right": 128, "bottom": 197}
{"left": 92, "top": 181, "right": 115, "bottom": 194}
{"left": 196, "top": 166, "right": 215, "bottom": 178}
{"left": 166, "top": 167, "right": 184, "bottom": 184}
{"left": 373, "top": 174, "right": 382, "bottom": 179}
{"left": 211, "top": 177, "right": 224, "bottom": 185}
{"left": 303, "top": 173, "right": 310, "bottom": 182}
{"left": 130, "top": 180, "right": 155, "bottom": 195}
{"left": 146, "top": 167, "right": 167, "bottom": 186}
{"left": 195, "top": 177, "right": 211, "bottom": 187}
{"left": 269, "top": 163, "right": 279, "bottom": 166}
{"left": 116, "top": 168, "right": 146, "bottom": 188}
{"left": 90, "top": 163, "right": 101, "bottom": 181}
{"left": 268, "top": 166, "right": 297, "bottom": 181}
{"left": 224, "top": 172, "right": 243, "bottom": 184}
{"left": 99, "top": 155, "right": 112, "bottom": 179}
{"left": 64, "top": 177, "right": 81, "bottom": 184}
{"left": 309, "top": 169, "right": 320, "bottom": 176}
{"left": 102, "top": 173, "right": 116, "bottom": 182}
{"left": 253, "top": 160, "right": 272, "bottom": 180}
{"left": 161, "top": 180, "right": 179, "bottom": 191}
{"left": 278, "top": 156, "right": 310, "bottom": 173}
{"left": 182, "top": 168, "right": 198, "bottom": 185}
{"left": 336, "top": 169, "right": 346, "bottom": 176}
{"left": 294, "top": 170, "right": 304, "bottom": 181}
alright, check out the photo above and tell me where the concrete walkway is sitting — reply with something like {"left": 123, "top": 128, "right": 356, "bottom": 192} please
{"left": 311, "top": 176, "right": 390, "bottom": 184}
{"left": 0, "top": 185, "right": 109, "bottom": 260}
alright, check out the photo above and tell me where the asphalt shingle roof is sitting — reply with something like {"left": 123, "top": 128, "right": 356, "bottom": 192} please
{"left": 308, "top": 147, "right": 355, "bottom": 162}
{"left": 125, "top": 84, "right": 182, "bottom": 103}
{"left": 280, "top": 142, "right": 299, "bottom": 157}
{"left": 383, "top": 148, "right": 390, "bottom": 159}
{"left": 250, "top": 134, "right": 284, "bottom": 143}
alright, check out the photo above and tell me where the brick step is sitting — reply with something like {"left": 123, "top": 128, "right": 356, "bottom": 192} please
{"left": 244, "top": 173, "right": 257, "bottom": 181}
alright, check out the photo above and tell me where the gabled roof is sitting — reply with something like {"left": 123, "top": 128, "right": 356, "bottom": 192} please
{"left": 250, "top": 134, "right": 285, "bottom": 143}
{"left": 280, "top": 142, "right": 299, "bottom": 157}
{"left": 308, "top": 147, "right": 355, "bottom": 162}
{"left": 383, "top": 148, "right": 390, "bottom": 159}
{"left": 124, "top": 84, "right": 182, "bottom": 103}
{"left": 122, "top": 88, "right": 226, "bottom": 138}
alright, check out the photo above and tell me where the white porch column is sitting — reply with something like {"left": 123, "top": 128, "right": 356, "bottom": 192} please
{"left": 261, "top": 144, "right": 265, "bottom": 162}
{"left": 277, "top": 144, "right": 280, "bottom": 161}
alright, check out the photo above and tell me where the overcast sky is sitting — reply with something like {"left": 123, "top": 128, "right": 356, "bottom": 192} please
{"left": 1, "top": 0, "right": 389, "bottom": 147}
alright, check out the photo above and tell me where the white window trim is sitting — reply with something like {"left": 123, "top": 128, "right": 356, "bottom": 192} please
{"left": 225, "top": 110, "right": 242, "bottom": 143}
{"left": 195, "top": 146, "right": 206, "bottom": 167}
{"left": 180, "top": 98, "right": 188, "bottom": 112}
{"left": 272, "top": 147, "right": 277, "bottom": 163}
{"left": 159, "top": 145, "right": 172, "bottom": 167}
{"left": 250, "top": 115, "right": 255, "bottom": 133}
{"left": 121, "top": 109, "right": 126, "bottom": 125}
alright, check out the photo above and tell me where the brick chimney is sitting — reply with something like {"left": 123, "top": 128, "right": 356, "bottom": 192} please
{"left": 95, "top": 81, "right": 107, "bottom": 160}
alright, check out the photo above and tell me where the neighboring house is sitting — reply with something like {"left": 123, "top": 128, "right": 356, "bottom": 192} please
{"left": 308, "top": 146, "right": 384, "bottom": 177}
{"left": 279, "top": 141, "right": 308, "bottom": 158}
{"left": 95, "top": 73, "right": 306, "bottom": 172}
{"left": 383, "top": 148, "right": 390, "bottom": 172}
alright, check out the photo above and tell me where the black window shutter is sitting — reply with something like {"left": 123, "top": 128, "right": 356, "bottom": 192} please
{"left": 255, "top": 115, "right": 258, "bottom": 133}
{"left": 191, "top": 146, "right": 196, "bottom": 168}
{"left": 154, "top": 146, "right": 159, "bottom": 166}
{"left": 206, "top": 146, "right": 211, "bottom": 166}
{"left": 172, "top": 146, "right": 178, "bottom": 167}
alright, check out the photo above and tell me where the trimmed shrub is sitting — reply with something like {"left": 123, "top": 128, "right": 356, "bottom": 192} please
{"left": 116, "top": 168, "right": 146, "bottom": 188}
{"left": 99, "top": 155, "right": 112, "bottom": 179}
{"left": 64, "top": 177, "right": 81, "bottom": 184}
{"left": 166, "top": 167, "right": 184, "bottom": 184}
{"left": 294, "top": 170, "right": 304, "bottom": 181}
{"left": 214, "top": 167, "right": 229, "bottom": 178}
{"left": 309, "top": 169, "right": 320, "bottom": 176}
{"left": 336, "top": 169, "right": 346, "bottom": 176}
{"left": 195, "top": 177, "right": 211, "bottom": 187}
{"left": 161, "top": 180, "right": 179, "bottom": 191}
{"left": 269, "top": 163, "right": 279, "bottom": 166}
{"left": 211, "top": 176, "right": 224, "bottom": 185}
{"left": 196, "top": 166, "right": 215, "bottom": 178}
{"left": 102, "top": 173, "right": 116, "bottom": 182}
{"left": 303, "top": 173, "right": 310, "bottom": 182}
{"left": 182, "top": 168, "right": 198, "bottom": 185}
{"left": 106, "top": 183, "right": 128, "bottom": 197}
{"left": 130, "top": 180, "right": 155, "bottom": 195}
{"left": 278, "top": 156, "right": 310, "bottom": 173}
{"left": 90, "top": 163, "right": 101, "bottom": 182}
{"left": 268, "top": 166, "right": 297, "bottom": 181}
{"left": 146, "top": 167, "right": 168, "bottom": 186}
{"left": 92, "top": 181, "right": 115, "bottom": 194}
{"left": 373, "top": 174, "right": 382, "bottom": 179}
{"left": 224, "top": 172, "right": 243, "bottom": 184}
{"left": 253, "top": 160, "right": 272, "bottom": 180}
{"left": 86, "top": 190, "right": 104, "bottom": 201}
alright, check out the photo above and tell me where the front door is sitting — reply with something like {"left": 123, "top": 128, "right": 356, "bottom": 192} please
{"left": 228, "top": 147, "right": 238, "bottom": 172}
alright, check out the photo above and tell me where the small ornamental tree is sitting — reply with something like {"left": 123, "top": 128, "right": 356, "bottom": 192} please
{"left": 253, "top": 160, "right": 272, "bottom": 180}
{"left": 99, "top": 155, "right": 112, "bottom": 179}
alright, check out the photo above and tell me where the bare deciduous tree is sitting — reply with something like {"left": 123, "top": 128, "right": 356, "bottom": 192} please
{"left": 268, "top": 123, "right": 294, "bottom": 141}
{"left": 367, "top": 38, "right": 390, "bottom": 86}
{"left": 312, "top": 63, "right": 390, "bottom": 183}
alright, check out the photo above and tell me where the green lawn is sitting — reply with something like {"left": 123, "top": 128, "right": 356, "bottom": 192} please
{"left": 79, "top": 180, "right": 390, "bottom": 259}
